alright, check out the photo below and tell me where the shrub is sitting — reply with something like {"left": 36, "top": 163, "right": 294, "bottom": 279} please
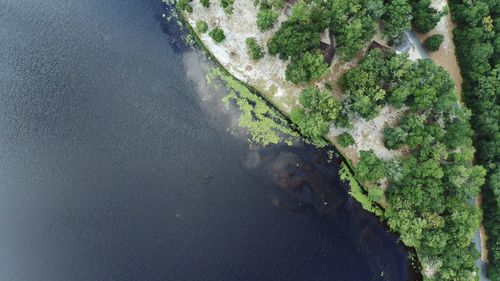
{"left": 201, "top": 0, "right": 210, "bottom": 7}
{"left": 368, "top": 187, "right": 385, "bottom": 202}
{"left": 220, "top": 0, "right": 235, "bottom": 14}
{"left": 177, "top": 0, "right": 192, "bottom": 12}
{"left": 245, "top": 37, "right": 264, "bottom": 60}
{"left": 257, "top": 8, "right": 278, "bottom": 32}
{"left": 424, "top": 34, "right": 444, "bottom": 51}
{"left": 195, "top": 20, "right": 208, "bottom": 33}
{"left": 209, "top": 27, "right": 225, "bottom": 43}
{"left": 337, "top": 132, "right": 355, "bottom": 147}
{"left": 260, "top": 0, "right": 285, "bottom": 10}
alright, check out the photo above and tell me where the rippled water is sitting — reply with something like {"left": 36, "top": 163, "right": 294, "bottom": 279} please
{"left": 0, "top": 0, "right": 410, "bottom": 280}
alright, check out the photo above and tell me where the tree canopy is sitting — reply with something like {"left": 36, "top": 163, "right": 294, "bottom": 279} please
{"left": 290, "top": 87, "right": 341, "bottom": 146}
{"left": 285, "top": 51, "right": 328, "bottom": 84}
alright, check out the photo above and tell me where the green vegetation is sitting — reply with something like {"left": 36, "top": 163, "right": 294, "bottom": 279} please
{"left": 177, "top": 0, "right": 193, "bottom": 13}
{"left": 257, "top": 8, "right": 279, "bottom": 31}
{"left": 201, "top": 0, "right": 210, "bottom": 7}
{"left": 267, "top": 2, "right": 327, "bottom": 59}
{"left": 346, "top": 49, "right": 484, "bottom": 280}
{"left": 337, "top": 132, "right": 355, "bottom": 147}
{"left": 291, "top": 48, "right": 484, "bottom": 279}
{"left": 382, "top": 0, "right": 413, "bottom": 42}
{"left": 209, "top": 27, "right": 225, "bottom": 43}
{"left": 266, "top": 2, "right": 332, "bottom": 83}
{"left": 450, "top": 0, "right": 499, "bottom": 277}
{"left": 340, "top": 164, "right": 383, "bottom": 216}
{"left": 411, "top": 0, "right": 446, "bottom": 33}
{"left": 246, "top": 37, "right": 264, "bottom": 60}
{"left": 220, "top": 0, "right": 235, "bottom": 14}
{"left": 327, "top": 0, "right": 382, "bottom": 60}
{"left": 180, "top": 0, "right": 498, "bottom": 276}
{"left": 383, "top": 127, "right": 407, "bottom": 150}
{"left": 290, "top": 86, "right": 341, "bottom": 146}
{"left": 339, "top": 50, "right": 393, "bottom": 118}
{"left": 196, "top": 20, "right": 208, "bottom": 33}
{"left": 424, "top": 34, "right": 444, "bottom": 51}
{"left": 208, "top": 68, "right": 299, "bottom": 146}
{"left": 285, "top": 51, "right": 328, "bottom": 84}
{"left": 356, "top": 150, "right": 386, "bottom": 183}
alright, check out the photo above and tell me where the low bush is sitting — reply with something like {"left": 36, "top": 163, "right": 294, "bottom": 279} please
{"left": 245, "top": 37, "right": 264, "bottom": 60}
{"left": 195, "top": 20, "right": 208, "bottom": 33}
{"left": 209, "top": 27, "right": 225, "bottom": 43}
{"left": 337, "top": 132, "right": 355, "bottom": 147}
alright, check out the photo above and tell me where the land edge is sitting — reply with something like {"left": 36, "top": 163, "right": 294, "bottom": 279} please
{"left": 175, "top": 8, "right": 423, "bottom": 279}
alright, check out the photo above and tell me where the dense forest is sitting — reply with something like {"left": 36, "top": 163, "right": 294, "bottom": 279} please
{"left": 450, "top": 0, "right": 500, "bottom": 278}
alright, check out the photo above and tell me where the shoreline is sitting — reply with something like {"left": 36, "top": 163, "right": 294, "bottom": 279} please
{"left": 175, "top": 7, "right": 423, "bottom": 280}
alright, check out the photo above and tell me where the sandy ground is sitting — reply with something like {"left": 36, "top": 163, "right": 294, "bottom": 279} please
{"left": 184, "top": 0, "right": 301, "bottom": 113}
{"left": 415, "top": 0, "right": 463, "bottom": 95}
{"left": 184, "top": 2, "right": 404, "bottom": 164}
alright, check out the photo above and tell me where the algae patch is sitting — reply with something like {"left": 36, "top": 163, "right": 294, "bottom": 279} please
{"left": 207, "top": 68, "right": 299, "bottom": 146}
{"left": 340, "top": 163, "right": 383, "bottom": 217}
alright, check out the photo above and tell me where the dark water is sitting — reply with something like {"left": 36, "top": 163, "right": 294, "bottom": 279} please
{"left": 0, "top": 0, "right": 410, "bottom": 280}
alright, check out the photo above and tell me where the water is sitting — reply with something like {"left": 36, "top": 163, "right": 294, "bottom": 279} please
{"left": 0, "top": 0, "right": 411, "bottom": 280}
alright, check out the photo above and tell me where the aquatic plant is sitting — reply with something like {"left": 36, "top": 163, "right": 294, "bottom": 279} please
{"left": 207, "top": 68, "right": 299, "bottom": 146}
{"left": 340, "top": 163, "right": 383, "bottom": 216}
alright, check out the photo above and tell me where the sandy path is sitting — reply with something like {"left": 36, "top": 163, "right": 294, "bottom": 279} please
{"left": 415, "top": 0, "right": 463, "bottom": 95}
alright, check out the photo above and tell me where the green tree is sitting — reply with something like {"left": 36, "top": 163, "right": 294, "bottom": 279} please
{"left": 383, "top": 127, "right": 407, "bottom": 149}
{"left": 285, "top": 51, "right": 328, "bottom": 84}
{"left": 328, "top": 0, "right": 379, "bottom": 60}
{"left": 411, "top": 0, "right": 446, "bottom": 33}
{"left": 177, "top": 0, "right": 193, "bottom": 12}
{"left": 290, "top": 108, "right": 329, "bottom": 146}
{"left": 289, "top": 87, "right": 341, "bottom": 146}
{"left": 425, "top": 34, "right": 445, "bottom": 51}
{"left": 368, "top": 186, "right": 385, "bottom": 202}
{"left": 383, "top": 0, "right": 413, "bottom": 42}
{"left": 356, "top": 150, "right": 386, "bottom": 182}
{"left": 209, "top": 27, "right": 225, "bottom": 43}
{"left": 339, "top": 50, "right": 387, "bottom": 118}
{"left": 267, "top": 2, "right": 327, "bottom": 59}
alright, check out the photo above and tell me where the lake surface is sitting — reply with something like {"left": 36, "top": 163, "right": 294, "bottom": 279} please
{"left": 0, "top": 0, "right": 411, "bottom": 280}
